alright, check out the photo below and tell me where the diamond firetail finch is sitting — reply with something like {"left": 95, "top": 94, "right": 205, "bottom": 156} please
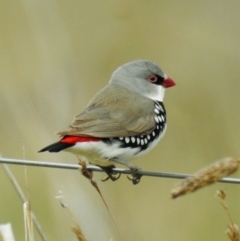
{"left": 39, "top": 60, "right": 176, "bottom": 184}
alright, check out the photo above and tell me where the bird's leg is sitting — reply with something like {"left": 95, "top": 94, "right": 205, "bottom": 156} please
{"left": 97, "top": 165, "right": 121, "bottom": 182}
{"left": 111, "top": 158, "right": 143, "bottom": 185}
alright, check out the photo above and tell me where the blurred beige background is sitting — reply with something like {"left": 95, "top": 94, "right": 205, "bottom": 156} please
{"left": 1, "top": 0, "right": 240, "bottom": 240}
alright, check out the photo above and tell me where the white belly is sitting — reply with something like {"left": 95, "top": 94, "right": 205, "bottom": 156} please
{"left": 64, "top": 140, "right": 141, "bottom": 166}
{"left": 64, "top": 126, "right": 166, "bottom": 166}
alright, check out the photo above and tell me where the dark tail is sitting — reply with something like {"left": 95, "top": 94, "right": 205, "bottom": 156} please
{"left": 38, "top": 142, "right": 74, "bottom": 153}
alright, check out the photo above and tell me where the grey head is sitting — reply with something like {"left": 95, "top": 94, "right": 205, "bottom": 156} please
{"left": 109, "top": 60, "right": 175, "bottom": 102}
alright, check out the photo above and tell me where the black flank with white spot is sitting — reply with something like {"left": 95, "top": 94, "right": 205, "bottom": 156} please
{"left": 102, "top": 101, "right": 166, "bottom": 153}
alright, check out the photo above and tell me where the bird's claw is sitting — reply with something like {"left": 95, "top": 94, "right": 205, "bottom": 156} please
{"left": 101, "top": 172, "right": 121, "bottom": 182}
{"left": 98, "top": 165, "right": 121, "bottom": 182}
{"left": 127, "top": 168, "right": 142, "bottom": 185}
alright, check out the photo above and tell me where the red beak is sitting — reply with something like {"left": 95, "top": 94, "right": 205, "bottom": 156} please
{"left": 163, "top": 77, "right": 176, "bottom": 88}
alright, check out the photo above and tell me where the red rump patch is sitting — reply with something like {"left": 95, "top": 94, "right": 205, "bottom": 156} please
{"left": 60, "top": 135, "right": 101, "bottom": 144}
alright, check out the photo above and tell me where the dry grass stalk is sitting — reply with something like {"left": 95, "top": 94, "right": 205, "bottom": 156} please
{"left": 23, "top": 202, "right": 34, "bottom": 241}
{"left": 71, "top": 225, "right": 88, "bottom": 241}
{"left": 77, "top": 157, "right": 109, "bottom": 210}
{"left": 216, "top": 190, "right": 239, "bottom": 241}
{"left": 56, "top": 191, "right": 88, "bottom": 241}
{"left": 76, "top": 158, "right": 124, "bottom": 241}
{"left": 171, "top": 158, "right": 240, "bottom": 198}
{"left": 227, "top": 224, "right": 239, "bottom": 241}
{"left": 1, "top": 163, "right": 48, "bottom": 241}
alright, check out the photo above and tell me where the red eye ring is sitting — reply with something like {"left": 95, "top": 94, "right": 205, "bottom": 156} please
{"left": 148, "top": 75, "right": 158, "bottom": 83}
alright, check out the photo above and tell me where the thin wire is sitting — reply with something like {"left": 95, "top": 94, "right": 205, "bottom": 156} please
{"left": 0, "top": 157, "right": 240, "bottom": 184}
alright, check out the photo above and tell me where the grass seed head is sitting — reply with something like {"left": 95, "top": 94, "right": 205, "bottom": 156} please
{"left": 171, "top": 158, "right": 240, "bottom": 198}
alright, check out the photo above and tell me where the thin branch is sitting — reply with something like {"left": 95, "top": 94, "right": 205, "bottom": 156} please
{"left": 0, "top": 157, "right": 240, "bottom": 184}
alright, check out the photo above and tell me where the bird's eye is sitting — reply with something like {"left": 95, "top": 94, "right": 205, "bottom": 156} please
{"left": 148, "top": 75, "right": 158, "bottom": 83}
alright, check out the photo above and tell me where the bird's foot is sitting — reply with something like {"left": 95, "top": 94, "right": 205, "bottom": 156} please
{"left": 98, "top": 165, "right": 121, "bottom": 182}
{"left": 110, "top": 158, "right": 143, "bottom": 184}
{"left": 127, "top": 167, "right": 143, "bottom": 185}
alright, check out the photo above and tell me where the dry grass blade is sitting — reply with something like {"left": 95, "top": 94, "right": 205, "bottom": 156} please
{"left": 171, "top": 158, "right": 240, "bottom": 198}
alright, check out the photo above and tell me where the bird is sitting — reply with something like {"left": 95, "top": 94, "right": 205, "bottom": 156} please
{"left": 39, "top": 60, "right": 175, "bottom": 184}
